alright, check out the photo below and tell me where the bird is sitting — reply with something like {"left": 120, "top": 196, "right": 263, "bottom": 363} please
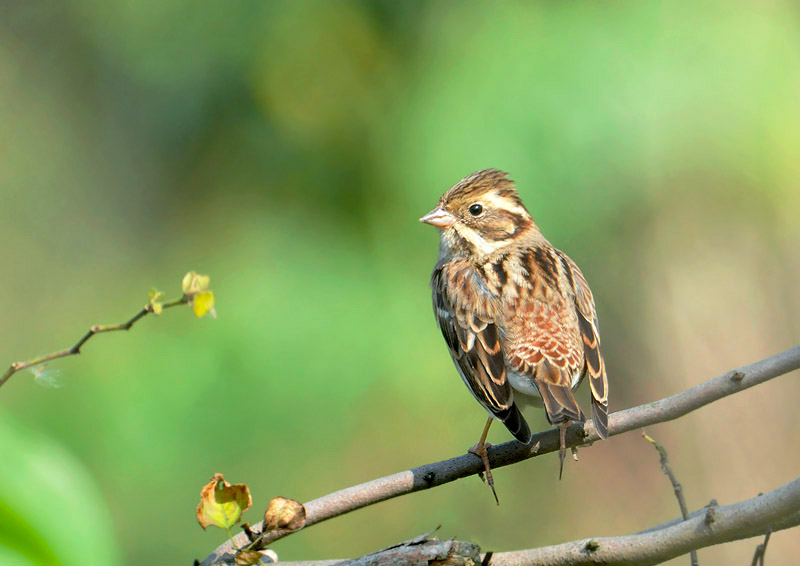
{"left": 420, "top": 169, "right": 609, "bottom": 501}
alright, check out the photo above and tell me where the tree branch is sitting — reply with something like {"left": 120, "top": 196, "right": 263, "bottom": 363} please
{"left": 0, "top": 295, "right": 188, "bottom": 390}
{"left": 262, "top": 530, "right": 482, "bottom": 566}
{"left": 489, "top": 475, "right": 800, "bottom": 566}
{"left": 214, "top": 477, "right": 800, "bottom": 566}
{"left": 200, "top": 344, "right": 800, "bottom": 565}
{"left": 641, "top": 431, "right": 698, "bottom": 566}
{"left": 750, "top": 528, "right": 772, "bottom": 566}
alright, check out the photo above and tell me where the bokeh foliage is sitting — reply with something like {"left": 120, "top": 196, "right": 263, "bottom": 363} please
{"left": 1, "top": 1, "right": 799, "bottom": 564}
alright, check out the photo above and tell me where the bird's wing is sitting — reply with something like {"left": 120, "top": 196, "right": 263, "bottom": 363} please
{"left": 556, "top": 250, "right": 609, "bottom": 439}
{"left": 432, "top": 265, "right": 531, "bottom": 443}
{"left": 504, "top": 245, "right": 587, "bottom": 427}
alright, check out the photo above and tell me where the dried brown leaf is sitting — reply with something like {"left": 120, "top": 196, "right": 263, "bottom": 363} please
{"left": 263, "top": 496, "right": 306, "bottom": 532}
{"left": 234, "top": 550, "right": 264, "bottom": 566}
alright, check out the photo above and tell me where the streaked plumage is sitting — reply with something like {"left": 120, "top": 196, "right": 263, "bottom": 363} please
{"left": 421, "top": 169, "right": 609, "bottom": 493}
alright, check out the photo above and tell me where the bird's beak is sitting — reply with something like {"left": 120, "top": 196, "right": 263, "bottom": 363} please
{"left": 419, "top": 207, "right": 457, "bottom": 228}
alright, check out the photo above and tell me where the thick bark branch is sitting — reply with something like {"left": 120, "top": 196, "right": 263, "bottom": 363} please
{"left": 218, "top": 476, "right": 800, "bottom": 566}
{"left": 490, "top": 475, "right": 800, "bottom": 566}
{"left": 261, "top": 531, "right": 482, "bottom": 566}
{"left": 200, "top": 345, "right": 800, "bottom": 566}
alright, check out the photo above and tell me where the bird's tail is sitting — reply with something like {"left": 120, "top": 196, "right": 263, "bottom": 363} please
{"left": 500, "top": 402, "right": 531, "bottom": 444}
{"left": 591, "top": 397, "right": 609, "bottom": 439}
{"left": 537, "top": 381, "right": 584, "bottom": 426}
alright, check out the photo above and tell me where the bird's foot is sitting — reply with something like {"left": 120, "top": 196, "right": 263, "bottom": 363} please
{"left": 468, "top": 442, "right": 499, "bottom": 505}
{"left": 558, "top": 423, "right": 569, "bottom": 480}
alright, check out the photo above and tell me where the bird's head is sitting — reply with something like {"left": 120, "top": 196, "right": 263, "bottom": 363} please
{"left": 420, "top": 169, "right": 537, "bottom": 257}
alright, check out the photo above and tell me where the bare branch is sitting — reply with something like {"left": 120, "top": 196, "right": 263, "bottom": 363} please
{"left": 750, "top": 527, "right": 772, "bottom": 566}
{"left": 0, "top": 295, "right": 188, "bottom": 390}
{"left": 489, "top": 476, "right": 800, "bottom": 566}
{"left": 199, "top": 345, "right": 800, "bottom": 565}
{"left": 640, "top": 506, "right": 799, "bottom": 535}
{"left": 306, "top": 531, "right": 480, "bottom": 566}
{"left": 203, "top": 530, "right": 481, "bottom": 566}
{"left": 217, "top": 477, "right": 799, "bottom": 566}
{"left": 641, "top": 431, "right": 697, "bottom": 566}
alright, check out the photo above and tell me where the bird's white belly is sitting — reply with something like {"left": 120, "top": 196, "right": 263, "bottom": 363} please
{"left": 507, "top": 369, "right": 542, "bottom": 398}
{"left": 507, "top": 368, "right": 583, "bottom": 409}
{"left": 507, "top": 369, "right": 545, "bottom": 411}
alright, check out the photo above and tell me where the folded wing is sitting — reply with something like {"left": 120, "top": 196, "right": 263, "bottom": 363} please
{"left": 557, "top": 251, "right": 609, "bottom": 439}
{"left": 433, "top": 267, "right": 531, "bottom": 443}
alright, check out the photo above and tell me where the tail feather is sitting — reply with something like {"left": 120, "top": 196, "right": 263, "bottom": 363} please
{"left": 500, "top": 403, "right": 531, "bottom": 444}
{"left": 591, "top": 397, "right": 609, "bottom": 439}
{"left": 537, "top": 380, "right": 584, "bottom": 425}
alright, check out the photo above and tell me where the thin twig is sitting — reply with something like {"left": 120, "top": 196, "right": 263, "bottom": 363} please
{"left": 642, "top": 431, "right": 698, "bottom": 566}
{"left": 0, "top": 295, "right": 188, "bottom": 390}
{"left": 200, "top": 345, "right": 800, "bottom": 565}
{"left": 750, "top": 527, "right": 772, "bottom": 566}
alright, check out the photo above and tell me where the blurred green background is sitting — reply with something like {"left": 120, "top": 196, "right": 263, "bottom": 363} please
{"left": 1, "top": 1, "right": 799, "bottom": 564}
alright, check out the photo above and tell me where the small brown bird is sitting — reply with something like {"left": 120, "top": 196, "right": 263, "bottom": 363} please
{"left": 421, "top": 169, "right": 609, "bottom": 499}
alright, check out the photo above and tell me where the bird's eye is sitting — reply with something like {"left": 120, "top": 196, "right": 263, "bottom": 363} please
{"left": 468, "top": 203, "right": 484, "bottom": 216}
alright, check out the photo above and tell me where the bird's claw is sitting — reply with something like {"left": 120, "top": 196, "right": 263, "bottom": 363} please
{"left": 558, "top": 423, "right": 569, "bottom": 480}
{"left": 468, "top": 442, "right": 499, "bottom": 505}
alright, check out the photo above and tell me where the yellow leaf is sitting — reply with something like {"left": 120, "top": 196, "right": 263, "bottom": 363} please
{"left": 148, "top": 289, "right": 165, "bottom": 316}
{"left": 264, "top": 496, "right": 306, "bottom": 532}
{"left": 195, "top": 274, "right": 210, "bottom": 291}
{"left": 196, "top": 473, "right": 252, "bottom": 530}
{"left": 182, "top": 271, "right": 211, "bottom": 295}
{"left": 182, "top": 271, "right": 195, "bottom": 294}
{"left": 192, "top": 291, "right": 216, "bottom": 318}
